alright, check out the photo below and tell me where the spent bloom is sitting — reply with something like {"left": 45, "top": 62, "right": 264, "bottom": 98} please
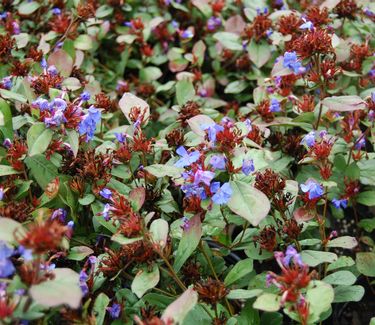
{"left": 300, "top": 179, "right": 324, "bottom": 200}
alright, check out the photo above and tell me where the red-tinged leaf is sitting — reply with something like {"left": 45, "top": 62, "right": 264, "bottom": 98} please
{"left": 224, "top": 15, "right": 246, "bottom": 35}
{"left": 129, "top": 187, "right": 146, "bottom": 211}
{"left": 173, "top": 214, "right": 202, "bottom": 272}
{"left": 47, "top": 49, "right": 73, "bottom": 77}
{"left": 192, "top": 40, "right": 206, "bottom": 66}
{"left": 161, "top": 288, "right": 198, "bottom": 324}
{"left": 293, "top": 207, "right": 315, "bottom": 222}
{"left": 322, "top": 96, "right": 366, "bottom": 112}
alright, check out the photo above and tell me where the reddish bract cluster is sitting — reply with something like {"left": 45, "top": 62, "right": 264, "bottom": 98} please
{"left": 16, "top": 219, "right": 70, "bottom": 254}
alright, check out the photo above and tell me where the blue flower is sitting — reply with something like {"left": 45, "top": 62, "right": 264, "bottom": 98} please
{"left": 0, "top": 187, "right": 4, "bottom": 201}
{"left": 244, "top": 118, "right": 252, "bottom": 132}
{"left": 79, "top": 270, "right": 89, "bottom": 296}
{"left": 78, "top": 107, "right": 101, "bottom": 142}
{"left": 270, "top": 98, "right": 281, "bottom": 112}
{"left": 210, "top": 155, "right": 226, "bottom": 170}
{"left": 283, "top": 246, "right": 304, "bottom": 267}
{"left": 242, "top": 159, "right": 255, "bottom": 175}
{"left": 40, "top": 58, "right": 48, "bottom": 69}
{"left": 102, "top": 203, "right": 111, "bottom": 221}
{"left": 211, "top": 182, "right": 232, "bottom": 205}
{"left": 0, "top": 241, "right": 15, "bottom": 278}
{"left": 80, "top": 91, "right": 91, "bottom": 101}
{"left": 114, "top": 132, "right": 126, "bottom": 143}
{"left": 300, "top": 179, "right": 324, "bottom": 200}
{"left": 175, "top": 146, "right": 200, "bottom": 167}
{"left": 17, "top": 246, "right": 33, "bottom": 261}
{"left": 1, "top": 77, "right": 12, "bottom": 90}
{"left": 355, "top": 137, "right": 366, "bottom": 150}
{"left": 51, "top": 208, "right": 67, "bottom": 222}
{"left": 332, "top": 198, "right": 348, "bottom": 209}
{"left": 181, "top": 184, "right": 206, "bottom": 199}
{"left": 52, "top": 7, "right": 61, "bottom": 15}
{"left": 300, "top": 18, "right": 314, "bottom": 30}
{"left": 181, "top": 29, "right": 194, "bottom": 39}
{"left": 194, "top": 170, "right": 215, "bottom": 186}
{"left": 301, "top": 131, "right": 316, "bottom": 147}
{"left": 107, "top": 303, "right": 121, "bottom": 319}
{"left": 100, "top": 188, "right": 112, "bottom": 199}
{"left": 201, "top": 123, "right": 224, "bottom": 144}
{"left": 283, "top": 51, "right": 305, "bottom": 74}
{"left": 44, "top": 109, "right": 67, "bottom": 127}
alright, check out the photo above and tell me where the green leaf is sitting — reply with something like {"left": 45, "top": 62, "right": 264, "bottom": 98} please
{"left": 224, "top": 258, "right": 253, "bottom": 286}
{"left": 95, "top": 5, "right": 114, "bottom": 18}
{"left": 333, "top": 285, "right": 365, "bottom": 303}
{"left": 224, "top": 80, "right": 248, "bottom": 94}
{"left": 67, "top": 246, "right": 94, "bottom": 261}
{"left": 356, "top": 191, "right": 375, "bottom": 206}
{"left": 213, "top": 32, "right": 243, "bottom": 51}
{"left": 18, "top": 1, "right": 40, "bottom": 15}
{"left": 356, "top": 252, "right": 375, "bottom": 277}
{"left": 327, "top": 256, "right": 355, "bottom": 271}
{"left": 322, "top": 95, "right": 366, "bottom": 112}
{"left": 161, "top": 288, "right": 198, "bottom": 324}
{"left": 29, "top": 268, "right": 83, "bottom": 309}
{"left": 300, "top": 250, "right": 338, "bottom": 267}
{"left": 150, "top": 219, "right": 169, "bottom": 249}
{"left": 227, "top": 289, "right": 262, "bottom": 300}
{"left": 93, "top": 293, "right": 110, "bottom": 325}
{"left": 145, "top": 164, "right": 183, "bottom": 178}
{"left": 14, "top": 180, "right": 33, "bottom": 200}
{"left": 0, "top": 217, "right": 24, "bottom": 243}
{"left": 176, "top": 80, "right": 195, "bottom": 105}
{"left": 173, "top": 214, "right": 202, "bottom": 272}
{"left": 253, "top": 293, "right": 281, "bottom": 312}
{"left": 0, "top": 98, "right": 13, "bottom": 139}
{"left": 358, "top": 218, "right": 375, "bottom": 232}
{"left": 0, "top": 165, "right": 22, "bottom": 177}
{"left": 78, "top": 194, "right": 96, "bottom": 206}
{"left": 27, "top": 123, "right": 54, "bottom": 156}
{"left": 326, "top": 236, "right": 358, "bottom": 249}
{"left": 247, "top": 40, "right": 271, "bottom": 68}
{"left": 131, "top": 265, "right": 160, "bottom": 298}
{"left": 358, "top": 159, "right": 375, "bottom": 185}
{"left": 227, "top": 180, "right": 270, "bottom": 226}
{"left": 25, "top": 154, "right": 59, "bottom": 189}
{"left": 140, "top": 66, "right": 163, "bottom": 82}
{"left": 74, "top": 35, "right": 93, "bottom": 50}
{"left": 0, "top": 89, "right": 27, "bottom": 103}
{"left": 111, "top": 234, "right": 142, "bottom": 245}
{"left": 306, "top": 280, "right": 334, "bottom": 323}
{"left": 323, "top": 271, "right": 356, "bottom": 285}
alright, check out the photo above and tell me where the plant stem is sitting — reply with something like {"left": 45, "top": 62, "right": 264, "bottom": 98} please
{"left": 158, "top": 254, "right": 187, "bottom": 291}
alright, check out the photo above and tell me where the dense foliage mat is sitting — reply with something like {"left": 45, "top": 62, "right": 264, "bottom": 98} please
{"left": 0, "top": 0, "right": 375, "bottom": 324}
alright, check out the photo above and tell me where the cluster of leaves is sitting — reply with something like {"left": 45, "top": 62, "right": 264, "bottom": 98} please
{"left": 0, "top": 0, "right": 375, "bottom": 324}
